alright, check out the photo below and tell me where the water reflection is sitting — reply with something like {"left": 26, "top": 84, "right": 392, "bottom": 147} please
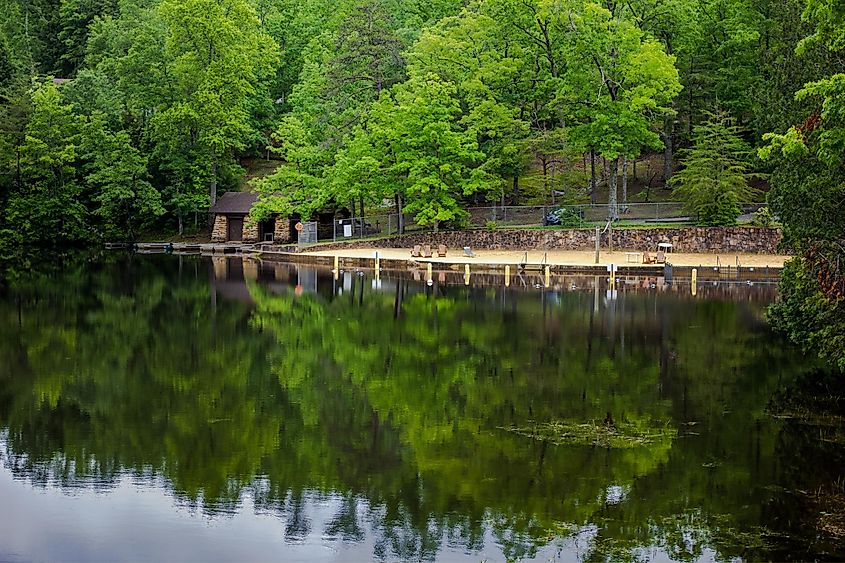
{"left": 0, "top": 255, "right": 839, "bottom": 561}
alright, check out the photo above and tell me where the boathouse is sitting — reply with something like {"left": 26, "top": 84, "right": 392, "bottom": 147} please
{"left": 209, "top": 192, "right": 292, "bottom": 243}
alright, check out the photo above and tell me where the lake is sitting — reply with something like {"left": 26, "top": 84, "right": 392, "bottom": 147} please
{"left": 0, "top": 254, "right": 842, "bottom": 562}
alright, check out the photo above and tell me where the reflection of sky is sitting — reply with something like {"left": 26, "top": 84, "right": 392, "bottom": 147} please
{"left": 0, "top": 461, "right": 721, "bottom": 563}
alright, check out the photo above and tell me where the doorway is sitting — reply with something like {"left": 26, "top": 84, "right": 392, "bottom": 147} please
{"left": 227, "top": 217, "right": 243, "bottom": 241}
{"left": 258, "top": 219, "right": 275, "bottom": 242}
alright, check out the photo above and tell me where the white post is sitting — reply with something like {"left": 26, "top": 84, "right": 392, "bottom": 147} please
{"left": 595, "top": 227, "right": 600, "bottom": 264}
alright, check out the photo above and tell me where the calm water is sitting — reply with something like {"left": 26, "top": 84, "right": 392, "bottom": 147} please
{"left": 0, "top": 254, "right": 841, "bottom": 561}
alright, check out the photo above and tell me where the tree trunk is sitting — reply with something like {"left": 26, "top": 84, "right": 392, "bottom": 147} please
{"left": 395, "top": 193, "right": 404, "bottom": 235}
{"left": 210, "top": 156, "right": 218, "bottom": 206}
{"left": 590, "top": 147, "right": 597, "bottom": 204}
{"left": 512, "top": 175, "right": 519, "bottom": 206}
{"left": 542, "top": 156, "right": 554, "bottom": 204}
{"left": 608, "top": 156, "right": 619, "bottom": 220}
{"left": 622, "top": 155, "right": 628, "bottom": 206}
{"left": 661, "top": 115, "right": 673, "bottom": 190}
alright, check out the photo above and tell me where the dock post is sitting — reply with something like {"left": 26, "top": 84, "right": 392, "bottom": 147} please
{"left": 427, "top": 263, "right": 433, "bottom": 284}
{"left": 464, "top": 264, "right": 471, "bottom": 286}
{"left": 544, "top": 265, "right": 550, "bottom": 288}
{"left": 595, "top": 227, "right": 600, "bottom": 264}
{"left": 505, "top": 265, "right": 511, "bottom": 287}
{"left": 691, "top": 268, "right": 697, "bottom": 296}
{"left": 375, "top": 252, "right": 380, "bottom": 281}
{"left": 333, "top": 255, "right": 339, "bottom": 280}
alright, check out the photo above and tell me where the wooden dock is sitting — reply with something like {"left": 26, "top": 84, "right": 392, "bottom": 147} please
{"left": 122, "top": 242, "right": 261, "bottom": 255}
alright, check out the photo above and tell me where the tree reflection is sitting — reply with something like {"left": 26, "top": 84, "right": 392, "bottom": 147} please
{"left": 0, "top": 255, "right": 831, "bottom": 560}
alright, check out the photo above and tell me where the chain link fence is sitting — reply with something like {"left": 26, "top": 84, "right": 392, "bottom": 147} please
{"left": 325, "top": 203, "right": 768, "bottom": 241}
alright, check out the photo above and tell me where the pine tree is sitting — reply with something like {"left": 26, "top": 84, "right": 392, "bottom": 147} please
{"left": 673, "top": 111, "right": 759, "bottom": 226}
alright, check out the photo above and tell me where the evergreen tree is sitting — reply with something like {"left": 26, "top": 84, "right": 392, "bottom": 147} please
{"left": 673, "top": 111, "right": 758, "bottom": 226}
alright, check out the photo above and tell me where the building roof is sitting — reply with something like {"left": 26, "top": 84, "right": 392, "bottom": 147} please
{"left": 209, "top": 192, "right": 259, "bottom": 215}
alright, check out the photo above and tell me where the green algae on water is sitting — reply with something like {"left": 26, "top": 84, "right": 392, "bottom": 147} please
{"left": 499, "top": 418, "right": 677, "bottom": 449}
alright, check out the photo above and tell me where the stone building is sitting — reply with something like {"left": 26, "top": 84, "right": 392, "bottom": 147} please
{"left": 209, "top": 192, "right": 292, "bottom": 243}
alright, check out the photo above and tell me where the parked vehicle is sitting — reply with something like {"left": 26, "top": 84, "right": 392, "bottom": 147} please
{"left": 543, "top": 207, "right": 585, "bottom": 227}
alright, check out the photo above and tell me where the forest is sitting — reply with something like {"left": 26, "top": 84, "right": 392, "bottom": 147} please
{"left": 0, "top": 0, "right": 843, "bottom": 368}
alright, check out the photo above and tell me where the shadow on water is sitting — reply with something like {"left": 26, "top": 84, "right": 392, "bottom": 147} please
{"left": 0, "top": 253, "right": 842, "bottom": 561}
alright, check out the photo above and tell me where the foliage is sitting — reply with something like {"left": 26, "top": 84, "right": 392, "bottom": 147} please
{"left": 673, "top": 111, "right": 758, "bottom": 226}
{"left": 7, "top": 80, "right": 88, "bottom": 245}
{"left": 82, "top": 114, "right": 164, "bottom": 240}
{"left": 751, "top": 206, "right": 776, "bottom": 227}
{"left": 769, "top": 258, "right": 845, "bottom": 371}
{"left": 758, "top": 0, "right": 845, "bottom": 371}
{"left": 0, "top": 0, "right": 840, "bottom": 258}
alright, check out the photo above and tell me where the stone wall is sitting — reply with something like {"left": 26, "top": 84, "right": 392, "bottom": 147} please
{"left": 274, "top": 218, "right": 292, "bottom": 244}
{"left": 310, "top": 227, "right": 784, "bottom": 254}
{"left": 242, "top": 220, "right": 259, "bottom": 243}
{"left": 211, "top": 215, "right": 227, "bottom": 242}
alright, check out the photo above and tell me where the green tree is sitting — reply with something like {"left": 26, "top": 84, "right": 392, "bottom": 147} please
{"left": 673, "top": 111, "right": 758, "bottom": 225}
{"left": 562, "top": 1, "right": 682, "bottom": 218}
{"left": 7, "top": 80, "right": 88, "bottom": 245}
{"left": 81, "top": 114, "right": 163, "bottom": 240}
{"left": 369, "top": 73, "right": 494, "bottom": 230}
{"left": 758, "top": 0, "right": 845, "bottom": 371}
{"left": 153, "top": 0, "right": 278, "bottom": 208}
{"left": 251, "top": 115, "right": 329, "bottom": 221}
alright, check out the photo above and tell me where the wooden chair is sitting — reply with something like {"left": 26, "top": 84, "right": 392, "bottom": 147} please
{"left": 437, "top": 244, "right": 447, "bottom": 257}
{"left": 656, "top": 250, "right": 666, "bottom": 264}
{"left": 642, "top": 251, "right": 655, "bottom": 264}
{"left": 410, "top": 245, "right": 422, "bottom": 257}
{"left": 422, "top": 244, "right": 433, "bottom": 258}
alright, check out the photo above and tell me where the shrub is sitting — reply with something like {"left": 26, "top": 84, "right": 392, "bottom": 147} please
{"left": 751, "top": 206, "right": 775, "bottom": 227}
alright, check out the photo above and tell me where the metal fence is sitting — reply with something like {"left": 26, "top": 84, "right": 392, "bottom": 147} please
{"left": 468, "top": 202, "right": 766, "bottom": 226}
{"left": 326, "top": 203, "right": 768, "bottom": 241}
{"left": 297, "top": 221, "right": 318, "bottom": 245}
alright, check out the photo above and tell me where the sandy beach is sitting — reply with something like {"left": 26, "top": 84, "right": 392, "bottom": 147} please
{"left": 303, "top": 247, "right": 792, "bottom": 269}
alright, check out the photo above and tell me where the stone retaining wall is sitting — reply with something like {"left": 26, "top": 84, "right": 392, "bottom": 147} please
{"left": 274, "top": 219, "right": 292, "bottom": 244}
{"left": 311, "top": 227, "right": 783, "bottom": 254}
{"left": 242, "top": 220, "right": 259, "bottom": 243}
{"left": 211, "top": 215, "right": 227, "bottom": 243}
